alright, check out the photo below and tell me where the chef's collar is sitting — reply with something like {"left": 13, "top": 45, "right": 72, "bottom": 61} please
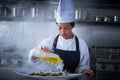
{"left": 59, "top": 34, "right": 75, "bottom": 41}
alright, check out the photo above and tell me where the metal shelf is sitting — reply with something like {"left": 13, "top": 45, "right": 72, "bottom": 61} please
{"left": 76, "top": 20, "right": 120, "bottom": 26}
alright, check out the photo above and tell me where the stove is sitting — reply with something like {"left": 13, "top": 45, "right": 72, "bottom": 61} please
{"left": 91, "top": 46, "right": 120, "bottom": 80}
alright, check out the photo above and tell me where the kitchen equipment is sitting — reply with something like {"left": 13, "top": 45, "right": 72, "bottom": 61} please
{"left": 114, "top": 15, "right": 119, "bottom": 22}
{"left": 75, "top": 9, "right": 79, "bottom": 20}
{"left": 95, "top": 16, "right": 104, "bottom": 22}
{"left": 81, "top": 9, "right": 88, "bottom": 20}
{"left": 91, "top": 46, "right": 120, "bottom": 80}
{"left": 104, "top": 16, "right": 111, "bottom": 22}
{"left": 31, "top": 7, "right": 35, "bottom": 17}
{"left": 0, "top": 52, "right": 23, "bottom": 67}
{"left": 0, "top": 5, "right": 7, "bottom": 16}
{"left": 0, "top": 5, "right": 2, "bottom": 16}
{"left": 12, "top": 7, "right": 16, "bottom": 17}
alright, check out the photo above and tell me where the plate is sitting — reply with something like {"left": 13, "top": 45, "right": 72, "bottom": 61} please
{"left": 14, "top": 70, "right": 82, "bottom": 80}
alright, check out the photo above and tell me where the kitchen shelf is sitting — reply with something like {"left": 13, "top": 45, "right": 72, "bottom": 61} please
{"left": 0, "top": 0, "right": 120, "bottom": 24}
{"left": 75, "top": 20, "right": 120, "bottom": 26}
{"left": 0, "top": 16, "right": 56, "bottom": 22}
{"left": 74, "top": 8, "right": 120, "bottom": 26}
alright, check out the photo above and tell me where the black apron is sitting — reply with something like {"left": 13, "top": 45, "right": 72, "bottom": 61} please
{"left": 52, "top": 35, "right": 80, "bottom": 73}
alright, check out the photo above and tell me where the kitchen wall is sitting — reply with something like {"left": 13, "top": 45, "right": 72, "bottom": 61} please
{"left": 0, "top": 0, "right": 120, "bottom": 69}
{"left": 0, "top": 19, "right": 120, "bottom": 80}
{"left": 0, "top": 21, "right": 120, "bottom": 51}
{"left": 0, "top": 1, "right": 120, "bottom": 80}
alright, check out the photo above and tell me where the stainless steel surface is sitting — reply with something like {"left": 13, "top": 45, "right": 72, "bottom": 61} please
{"left": 12, "top": 7, "right": 16, "bottom": 17}
{"left": 0, "top": 68, "right": 36, "bottom": 80}
{"left": 0, "top": 52, "right": 24, "bottom": 68}
{"left": 114, "top": 15, "right": 119, "bottom": 22}
{"left": 104, "top": 16, "right": 111, "bottom": 22}
{"left": 0, "top": 0, "right": 58, "bottom": 21}
{"left": 95, "top": 16, "right": 104, "bottom": 22}
{"left": 0, "top": 51, "right": 31, "bottom": 80}
{"left": 0, "top": 5, "right": 7, "bottom": 16}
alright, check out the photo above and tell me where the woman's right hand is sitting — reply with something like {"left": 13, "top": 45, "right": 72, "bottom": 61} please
{"left": 41, "top": 46, "right": 51, "bottom": 53}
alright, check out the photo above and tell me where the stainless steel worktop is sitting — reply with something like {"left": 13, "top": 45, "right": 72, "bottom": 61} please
{"left": 0, "top": 68, "right": 39, "bottom": 80}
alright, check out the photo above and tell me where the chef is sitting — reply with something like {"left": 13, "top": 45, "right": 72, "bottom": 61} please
{"left": 29, "top": 0, "right": 94, "bottom": 80}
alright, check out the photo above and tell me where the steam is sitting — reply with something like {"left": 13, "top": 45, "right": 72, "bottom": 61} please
{"left": 0, "top": 0, "right": 58, "bottom": 48}
{"left": 0, "top": 0, "right": 58, "bottom": 69}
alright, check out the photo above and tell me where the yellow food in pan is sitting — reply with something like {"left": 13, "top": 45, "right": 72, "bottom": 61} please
{"left": 38, "top": 56, "right": 62, "bottom": 64}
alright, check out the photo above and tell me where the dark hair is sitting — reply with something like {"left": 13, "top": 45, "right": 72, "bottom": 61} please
{"left": 56, "top": 22, "right": 75, "bottom": 27}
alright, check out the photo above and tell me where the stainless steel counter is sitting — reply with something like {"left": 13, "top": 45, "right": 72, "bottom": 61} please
{"left": 0, "top": 68, "right": 39, "bottom": 80}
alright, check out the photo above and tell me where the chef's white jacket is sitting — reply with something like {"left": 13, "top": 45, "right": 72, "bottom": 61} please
{"left": 29, "top": 34, "right": 90, "bottom": 73}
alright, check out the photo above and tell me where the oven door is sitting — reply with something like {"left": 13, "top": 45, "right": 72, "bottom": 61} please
{"left": 96, "top": 60, "right": 120, "bottom": 80}
{"left": 96, "top": 70, "right": 120, "bottom": 80}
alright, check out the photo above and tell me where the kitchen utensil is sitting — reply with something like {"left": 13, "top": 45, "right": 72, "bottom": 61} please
{"left": 104, "top": 16, "right": 111, "bottom": 22}
{"left": 114, "top": 15, "right": 119, "bottom": 22}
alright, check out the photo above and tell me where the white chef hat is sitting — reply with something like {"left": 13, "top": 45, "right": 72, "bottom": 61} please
{"left": 56, "top": 0, "right": 75, "bottom": 23}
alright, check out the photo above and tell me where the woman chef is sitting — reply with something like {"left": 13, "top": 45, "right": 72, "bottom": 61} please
{"left": 29, "top": 0, "right": 94, "bottom": 80}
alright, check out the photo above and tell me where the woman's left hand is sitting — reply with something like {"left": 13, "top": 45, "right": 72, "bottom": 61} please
{"left": 82, "top": 69, "right": 95, "bottom": 78}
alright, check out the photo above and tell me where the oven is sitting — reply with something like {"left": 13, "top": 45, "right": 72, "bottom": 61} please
{"left": 96, "top": 59, "right": 120, "bottom": 80}
{"left": 91, "top": 47, "right": 120, "bottom": 80}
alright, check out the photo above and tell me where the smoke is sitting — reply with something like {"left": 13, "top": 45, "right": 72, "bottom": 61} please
{"left": 0, "top": 0, "right": 59, "bottom": 70}
{"left": 0, "top": 0, "right": 58, "bottom": 46}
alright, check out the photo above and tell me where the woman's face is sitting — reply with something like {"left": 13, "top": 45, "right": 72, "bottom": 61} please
{"left": 57, "top": 23, "right": 73, "bottom": 39}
